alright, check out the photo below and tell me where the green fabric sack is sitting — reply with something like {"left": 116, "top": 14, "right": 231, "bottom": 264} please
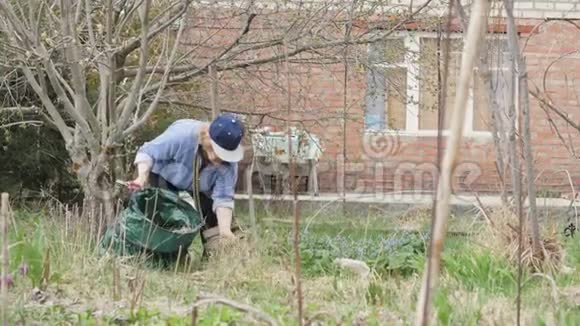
{"left": 99, "top": 187, "right": 204, "bottom": 260}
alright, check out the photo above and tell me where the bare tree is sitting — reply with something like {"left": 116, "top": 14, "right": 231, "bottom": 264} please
{"left": 0, "top": 0, "right": 435, "bottom": 214}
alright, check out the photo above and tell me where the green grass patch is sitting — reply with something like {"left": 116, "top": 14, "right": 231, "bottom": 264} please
{"left": 442, "top": 245, "right": 517, "bottom": 295}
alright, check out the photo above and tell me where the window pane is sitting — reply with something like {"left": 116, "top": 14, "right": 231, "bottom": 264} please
{"left": 365, "top": 65, "right": 386, "bottom": 130}
{"left": 366, "top": 38, "right": 407, "bottom": 130}
{"left": 418, "top": 37, "right": 462, "bottom": 130}
{"left": 386, "top": 67, "right": 407, "bottom": 130}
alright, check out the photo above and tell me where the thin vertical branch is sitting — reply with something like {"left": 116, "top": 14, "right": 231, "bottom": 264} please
{"left": 122, "top": 15, "right": 187, "bottom": 137}
{"left": 284, "top": 38, "right": 303, "bottom": 326}
{"left": 424, "top": 3, "right": 453, "bottom": 325}
{"left": 436, "top": 20, "right": 443, "bottom": 171}
{"left": 342, "top": 1, "right": 356, "bottom": 215}
{"left": 504, "top": 0, "right": 541, "bottom": 256}
{"left": 415, "top": 0, "right": 490, "bottom": 324}
{"left": 60, "top": 0, "right": 99, "bottom": 135}
{"left": 117, "top": 0, "right": 152, "bottom": 130}
{"left": 210, "top": 64, "right": 220, "bottom": 119}
{"left": 502, "top": 1, "right": 530, "bottom": 324}
{"left": 1, "top": 193, "right": 9, "bottom": 326}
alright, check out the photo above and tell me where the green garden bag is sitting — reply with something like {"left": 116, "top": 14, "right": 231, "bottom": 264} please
{"left": 99, "top": 187, "right": 204, "bottom": 265}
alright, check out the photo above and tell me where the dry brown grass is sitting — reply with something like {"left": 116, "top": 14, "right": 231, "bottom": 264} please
{"left": 482, "top": 206, "right": 565, "bottom": 275}
{"left": 396, "top": 206, "right": 433, "bottom": 230}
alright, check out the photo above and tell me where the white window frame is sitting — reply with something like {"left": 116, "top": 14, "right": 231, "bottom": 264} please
{"left": 365, "top": 30, "right": 518, "bottom": 140}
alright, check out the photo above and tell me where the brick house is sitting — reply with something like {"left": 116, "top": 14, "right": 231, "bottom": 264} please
{"left": 186, "top": 1, "right": 580, "bottom": 198}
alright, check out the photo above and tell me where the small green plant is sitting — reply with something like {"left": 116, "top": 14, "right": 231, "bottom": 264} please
{"left": 195, "top": 306, "right": 244, "bottom": 325}
{"left": 365, "top": 280, "right": 387, "bottom": 306}
{"left": 433, "top": 289, "right": 453, "bottom": 326}
{"left": 128, "top": 307, "right": 162, "bottom": 324}
{"left": 9, "top": 227, "right": 45, "bottom": 288}
{"left": 442, "top": 247, "right": 516, "bottom": 294}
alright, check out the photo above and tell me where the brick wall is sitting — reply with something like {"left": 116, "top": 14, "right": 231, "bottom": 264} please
{"left": 348, "top": 0, "right": 580, "bottom": 19}
{"left": 180, "top": 6, "right": 580, "bottom": 197}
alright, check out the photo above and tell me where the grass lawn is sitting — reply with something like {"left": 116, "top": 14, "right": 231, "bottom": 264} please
{"left": 3, "top": 203, "right": 579, "bottom": 325}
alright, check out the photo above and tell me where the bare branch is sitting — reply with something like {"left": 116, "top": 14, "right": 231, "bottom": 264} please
{"left": 85, "top": 0, "right": 97, "bottom": 48}
{"left": 20, "top": 67, "right": 72, "bottom": 143}
{"left": 116, "top": 0, "right": 152, "bottom": 132}
{"left": 0, "top": 120, "right": 43, "bottom": 129}
{"left": 115, "top": 0, "right": 189, "bottom": 58}
{"left": 545, "top": 17, "right": 580, "bottom": 30}
{"left": 141, "top": 0, "right": 435, "bottom": 96}
{"left": 454, "top": 0, "right": 468, "bottom": 31}
{"left": 0, "top": 106, "right": 39, "bottom": 115}
{"left": 123, "top": 13, "right": 187, "bottom": 137}
{"left": 74, "top": 0, "right": 83, "bottom": 25}
{"left": 541, "top": 50, "right": 579, "bottom": 106}
{"left": 530, "top": 88, "right": 580, "bottom": 132}
{"left": 204, "top": 12, "right": 258, "bottom": 69}
{"left": 43, "top": 61, "right": 91, "bottom": 132}
{"left": 114, "top": 0, "right": 144, "bottom": 39}
{"left": 0, "top": 1, "right": 36, "bottom": 49}
{"left": 60, "top": 0, "right": 100, "bottom": 135}
{"left": 539, "top": 98, "right": 579, "bottom": 159}
{"left": 124, "top": 12, "right": 257, "bottom": 77}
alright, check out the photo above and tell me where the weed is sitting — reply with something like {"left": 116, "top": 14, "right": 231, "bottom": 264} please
{"left": 442, "top": 245, "right": 517, "bottom": 295}
{"left": 434, "top": 288, "right": 453, "bottom": 326}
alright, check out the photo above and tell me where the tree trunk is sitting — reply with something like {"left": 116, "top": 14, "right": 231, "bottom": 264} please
{"left": 519, "top": 59, "right": 542, "bottom": 254}
{"left": 71, "top": 149, "right": 116, "bottom": 223}
{"left": 503, "top": 0, "right": 542, "bottom": 255}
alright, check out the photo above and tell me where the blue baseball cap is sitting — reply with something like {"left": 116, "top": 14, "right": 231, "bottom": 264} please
{"left": 209, "top": 113, "right": 245, "bottom": 162}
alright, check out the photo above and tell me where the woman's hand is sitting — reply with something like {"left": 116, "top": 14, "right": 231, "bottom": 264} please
{"left": 127, "top": 178, "right": 147, "bottom": 191}
{"left": 127, "top": 161, "right": 151, "bottom": 191}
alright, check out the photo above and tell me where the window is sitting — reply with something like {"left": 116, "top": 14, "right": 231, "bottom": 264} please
{"left": 365, "top": 32, "right": 513, "bottom": 138}
{"left": 417, "top": 36, "right": 462, "bottom": 130}
{"left": 365, "top": 38, "right": 407, "bottom": 130}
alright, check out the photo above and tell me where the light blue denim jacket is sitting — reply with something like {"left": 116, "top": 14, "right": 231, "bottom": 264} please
{"left": 134, "top": 119, "right": 238, "bottom": 213}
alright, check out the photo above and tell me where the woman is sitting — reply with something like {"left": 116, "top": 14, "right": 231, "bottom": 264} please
{"left": 127, "top": 113, "right": 245, "bottom": 255}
